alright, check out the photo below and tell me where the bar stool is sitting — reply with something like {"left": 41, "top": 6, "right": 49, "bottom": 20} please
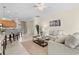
{"left": 9, "top": 34, "right": 12, "bottom": 43}
{"left": 2, "top": 39, "right": 6, "bottom": 55}
{"left": 12, "top": 33, "right": 15, "bottom": 41}
{"left": 16, "top": 32, "right": 20, "bottom": 40}
{"left": 4, "top": 35, "right": 7, "bottom": 49}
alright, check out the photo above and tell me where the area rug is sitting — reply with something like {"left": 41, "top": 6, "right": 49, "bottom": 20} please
{"left": 21, "top": 40, "right": 48, "bottom": 55}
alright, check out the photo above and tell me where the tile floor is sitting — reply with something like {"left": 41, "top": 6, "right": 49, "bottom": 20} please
{"left": 5, "top": 34, "right": 30, "bottom": 55}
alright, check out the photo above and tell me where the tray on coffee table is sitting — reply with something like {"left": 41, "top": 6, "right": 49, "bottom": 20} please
{"left": 33, "top": 39, "right": 48, "bottom": 47}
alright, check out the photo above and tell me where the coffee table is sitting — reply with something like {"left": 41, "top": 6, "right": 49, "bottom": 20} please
{"left": 33, "top": 37, "right": 48, "bottom": 47}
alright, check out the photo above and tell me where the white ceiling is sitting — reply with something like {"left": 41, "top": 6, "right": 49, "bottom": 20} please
{"left": 0, "top": 3, "right": 79, "bottom": 21}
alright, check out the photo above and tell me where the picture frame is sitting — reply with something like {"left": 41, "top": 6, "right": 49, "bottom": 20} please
{"left": 50, "top": 19, "right": 61, "bottom": 27}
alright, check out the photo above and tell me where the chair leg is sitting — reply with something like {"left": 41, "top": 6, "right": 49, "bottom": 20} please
{"left": 2, "top": 41, "right": 5, "bottom": 55}
{"left": 3, "top": 47, "right": 5, "bottom": 55}
{"left": 13, "top": 34, "right": 15, "bottom": 41}
{"left": 16, "top": 34, "right": 19, "bottom": 40}
{"left": 5, "top": 35, "right": 7, "bottom": 45}
{"left": 9, "top": 38, "right": 12, "bottom": 43}
{"left": 13, "top": 37, "right": 15, "bottom": 41}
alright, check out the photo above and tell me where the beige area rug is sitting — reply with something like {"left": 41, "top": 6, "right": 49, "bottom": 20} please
{"left": 21, "top": 40, "right": 48, "bottom": 55}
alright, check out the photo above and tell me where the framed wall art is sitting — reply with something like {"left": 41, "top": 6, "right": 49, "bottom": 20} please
{"left": 50, "top": 19, "right": 61, "bottom": 27}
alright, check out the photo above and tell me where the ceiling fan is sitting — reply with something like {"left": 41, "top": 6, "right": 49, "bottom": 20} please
{"left": 34, "top": 3, "right": 47, "bottom": 12}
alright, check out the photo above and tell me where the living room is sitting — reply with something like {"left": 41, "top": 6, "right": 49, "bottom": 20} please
{"left": 0, "top": 3, "right": 79, "bottom": 55}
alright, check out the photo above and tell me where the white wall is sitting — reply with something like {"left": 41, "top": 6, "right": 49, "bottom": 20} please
{"left": 19, "top": 4, "right": 79, "bottom": 36}
{"left": 39, "top": 6, "right": 79, "bottom": 35}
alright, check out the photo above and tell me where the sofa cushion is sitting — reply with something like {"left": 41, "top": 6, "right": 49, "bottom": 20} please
{"left": 49, "top": 35, "right": 57, "bottom": 41}
{"left": 65, "top": 35, "right": 79, "bottom": 48}
{"left": 48, "top": 41, "right": 79, "bottom": 55}
{"left": 55, "top": 35, "right": 66, "bottom": 44}
{"left": 73, "top": 32, "right": 79, "bottom": 41}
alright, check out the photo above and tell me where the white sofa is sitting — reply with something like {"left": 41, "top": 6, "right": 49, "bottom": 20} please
{"left": 48, "top": 41, "right": 79, "bottom": 55}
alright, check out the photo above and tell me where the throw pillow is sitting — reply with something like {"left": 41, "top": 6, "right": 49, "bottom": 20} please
{"left": 55, "top": 35, "right": 66, "bottom": 44}
{"left": 65, "top": 35, "right": 79, "bottom": 48}
{"left": 73, "top": 32, "right": 79, "bottom": 40}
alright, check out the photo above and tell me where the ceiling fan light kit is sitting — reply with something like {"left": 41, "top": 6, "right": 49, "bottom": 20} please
{"left": 34, "top": 3, "right": 47, "bottom": 12}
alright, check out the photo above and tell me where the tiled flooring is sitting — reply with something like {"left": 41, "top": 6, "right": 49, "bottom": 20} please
{"left": 5, "top": 35, "right": 30, "bottom": 55}
{"left": 5, "top": 34, "right": 48, "bottom": 55}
